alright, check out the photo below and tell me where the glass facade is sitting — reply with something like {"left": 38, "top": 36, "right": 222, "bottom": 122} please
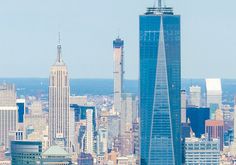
{"left": 11, "top": 141, "right": 42, "bottom": 165}
{"left": 139, "top": 7, "right": 181, "bottom": 165}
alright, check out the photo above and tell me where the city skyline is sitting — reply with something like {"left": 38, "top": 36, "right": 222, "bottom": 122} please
{"left": 0, "top": 0, "right": 235, "bottom": 79}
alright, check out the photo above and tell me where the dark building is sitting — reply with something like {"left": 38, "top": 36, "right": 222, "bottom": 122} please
{"left": 186, "top": 107, "right": 210, "bottom": 138}
{"left": 16, "top": 99, "right": 25, "bottom": 123}
{"left": 205, "top": 120, "right": 224, "bottom": 151}
{"left": 139, "top": 2, "right": 181, "bottom": 164}
{"left": 11, "top": 140, "right": 42, "bottom": 165}
{"left": 70, "top": 104, "right": 96, "bottom": 129}
{"left": 78, "top": 153, "right": 93, "bottom": 165}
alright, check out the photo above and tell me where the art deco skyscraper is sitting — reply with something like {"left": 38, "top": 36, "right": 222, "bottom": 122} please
{"left": 139, "top": 1, "right": 181, "bottom": 164}
{"left": 49, "top": 37, "right": 70, "bottom": 151}
{"left": 113, "top": 37, "right": 124, "bottom": 113}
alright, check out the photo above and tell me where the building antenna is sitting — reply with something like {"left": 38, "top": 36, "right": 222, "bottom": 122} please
{"left": 158, "top": 0, "right": 162, "bottom": 8}
{"left": 58, "top": 32, "right": 61, "bottom": 45}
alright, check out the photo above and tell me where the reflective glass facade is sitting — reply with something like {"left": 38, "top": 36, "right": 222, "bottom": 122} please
{"left": 139, "top": 7, "right": 181, "bottom": 165}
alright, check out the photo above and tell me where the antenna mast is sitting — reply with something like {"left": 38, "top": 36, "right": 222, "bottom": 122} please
{"left": 158, "top": 0, "right": 162, "bottom": 8}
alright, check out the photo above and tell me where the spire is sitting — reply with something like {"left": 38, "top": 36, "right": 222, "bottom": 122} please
{"left": 57, "top": 32, "right": 62, "bottom": 63}
{"left": 158, "top": 0, "right": 162, "bottom": 8}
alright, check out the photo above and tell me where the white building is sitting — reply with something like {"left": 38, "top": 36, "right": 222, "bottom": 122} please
{"left": 113, "top": 37, "right": 124, "bottom": 113}
{"left": 0, "top": 83, "right": 18, "bottom": 149}
{"left": 120, "top": 93, "right": 138, "bottom": 135}
{"left": 48, "top": 39, "right": 71, "bottom": 151}
{"left": 185, "top": 137, "right": 220, "bottom": 165}
{"left": 181, "top": 90, "right": 187, "bottom": 123}
{"left": 97, "top": 127, "right": 108, "bottom": 155}
{"left": 206, "top": 78, "right": 222, "bottom": 108}
{"left": 189, "top": 85, "right": 201, "bottom": 107}
{"left": 85, "top": 109, "right": 94, "bottom": 155}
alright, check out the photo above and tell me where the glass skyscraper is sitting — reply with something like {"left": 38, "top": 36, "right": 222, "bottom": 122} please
{"left": 139, "top": 4, "right": 181, "bottom": 165}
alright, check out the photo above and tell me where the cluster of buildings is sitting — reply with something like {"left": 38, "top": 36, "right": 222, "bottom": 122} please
{"left": 0, "top": 0, "right": 236, "bottom": 165}
{"left": 0, "top": 31, "right": 138, "bottom": 165}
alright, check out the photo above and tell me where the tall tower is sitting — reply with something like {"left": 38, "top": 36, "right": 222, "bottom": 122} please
{"left": 113, "top": 37, "right": 124, "bottom": 113}
{"left": 49, "top": 36, "right": 70, "bottom": 151}
{"left": 139, "top": 1, "right": 181, "bottom": 164}
{"left": 0, "top": 83, "right": 17, "bottom": 149}
{"left": 85, "top": 109, "right": 94, "bottom": 154}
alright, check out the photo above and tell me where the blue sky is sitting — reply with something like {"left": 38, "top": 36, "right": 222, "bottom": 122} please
{"left": 0, "top": 0, "right": 235, "bottom": 79}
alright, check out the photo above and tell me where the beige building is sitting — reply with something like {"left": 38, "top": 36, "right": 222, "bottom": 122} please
{"left": 48, "top": 40, "right": 71, "bottom": 152}
{"left": 0, "top": 83, "right": 17, "bottom": 149}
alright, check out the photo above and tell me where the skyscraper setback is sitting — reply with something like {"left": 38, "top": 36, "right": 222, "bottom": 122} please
{"left": 48, "top": 38, "right": 71, "bottom": 151}
{"left": 113, "top": 37, "right": 124, "bottom": 113}
{"left": 139, "top": 2, "right": 181, "bottom": 164}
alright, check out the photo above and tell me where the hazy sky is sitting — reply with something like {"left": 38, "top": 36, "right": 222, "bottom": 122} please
{"left": 0, "top": 0, "right": 235, "bottom": 79}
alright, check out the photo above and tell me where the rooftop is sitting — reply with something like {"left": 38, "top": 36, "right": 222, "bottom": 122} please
{"left": 43, "top": 145, "right": 70, "bottom": 157}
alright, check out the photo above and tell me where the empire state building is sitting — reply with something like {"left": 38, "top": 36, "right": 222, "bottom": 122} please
{"left": 49, "top": 38, "right": 70, "bottom": 151}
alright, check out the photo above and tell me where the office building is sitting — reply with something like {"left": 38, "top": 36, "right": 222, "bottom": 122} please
{"left": 11, "top": 140, "right": 42, "bottom": 165}
{"left": 185, "top": 137, "right": 220, "bottom": 165}
{"left": 181, "top": 90, "right": 187, "bottom": 123}
{"left": 85, "top": 109, "right": 94, "bottom": 154}
{"left": 41, "top": 145, "right": 72, "bottom": 164}
{"left": 205, "top": 120, "right": 224, "bottom": 151}
{"left": 206, "top": 78, "right": 222, "bottom": 108}
{"left": 78, "top": 153, "right": 93, "bottom": 165}
{"left": 97, "top": 127, "right": 108, "bottom": 155}
{"left": 139, "top": 2, "right": 181, "bottom": 164}
{"left": 113, "top": 37, "right": 124, "bottom": 113}
{"left": 186, "top": 107, "right": 210, "bottom": 138}
{"left": 189, "top": 86, "right": 201, "bottom": 107}
{"left": 107, "top": 115, "right": 120, "bottom": 150}
{"left": 230, "top": 106, "right": 236, "bottom": 156}
{"left": 120, "top": 93, "right": 138, "bottom": 136}
{"left": 48, "top": 38, "right": 71, "bottom": 151}
{"left": 70, "top": 104, "right": 96, "bottom": 130}
{"left": 16, "top": 99, "right": 25, "bottom": 123}
{"left": 0, "top": 83, "right": 18, "bottom": 149}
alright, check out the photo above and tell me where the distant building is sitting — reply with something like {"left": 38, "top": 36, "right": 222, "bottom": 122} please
{"left": 16, "top": 99, "right": 25, "bottom": 124}
{"left": 0, "top": 83, "right": 18, "bottom": 149}
{"left": 206, "top": 78, "right": 222, "bottom": 108}
{"left": 97, "top": 127, "right": 108, "bottom": 155}
{"left": 205, "top": 120, "right": 224, "bottom": 151}
{"left": 120, "top": 93, "right": 138, "bottom": 135}
{"left": 11, "top": 140, "right": 42, "bottom": 165}
{"left": 48, "top": 38, "right": 71, "bottom": 151}
{"left": 189, "top": 86, "right": 201, "bottom": 107}
{"left": 85, "top": 109, "right": 94, "bottom": 155}
{"left": 185, "top": 137, "right": 220, "bottom": 165}
{"left": 41, "top": 145, "right": 72, "bottom": 164}
{"left": 113, "top": 37, "right": 124, "bottom": 114}
{"left": 107, "top": 115, "right": 120, "bottom": 150}
{"left": 186, "top": 107, "right": 210, "bottom": 137}
{"left": 181, "top": 90, "right": 187, "bottom": 123}
{"left": 78, "top": 152, "right": 93, "bottom": 165}
{"left": 119, "top": 130, "right": 134, "bottom": 156}
{"left": 230, "top": 106, "right": 236, "bottom": 156}
{"left": 70, "top": 104, "right": 96, "bottom": 129}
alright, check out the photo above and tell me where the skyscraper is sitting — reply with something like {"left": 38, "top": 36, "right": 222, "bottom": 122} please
{"left": 139, "top": 1, "right": 181, "bottom": 164}
{"left": 0, "top": 83, "right": 18, "bottom": 149}
{"left": 189, "top": 86, "right": 201, "bottom": 107}
{"left": 85, "top": 109, "right": 94, "bottom": 155}
{"left": 11, "top": 140, "right": 42, "bottom": 165}
{"left": 113, "top": 37, "right": 124, "bottom": 113}
{"left": 185, "top": 137, "right": 220, "bottom": 165}
{"left": 205, "top": 120, "right": 224, "bottom": 151}
{"left": 49, "top": 37, "right": 70, "bottom": 151}
{"left": 181, "top": 90, "right": 187, "bottom": 123}
{"left": 206, "top": 78, "right": 222, "bottom": 108}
